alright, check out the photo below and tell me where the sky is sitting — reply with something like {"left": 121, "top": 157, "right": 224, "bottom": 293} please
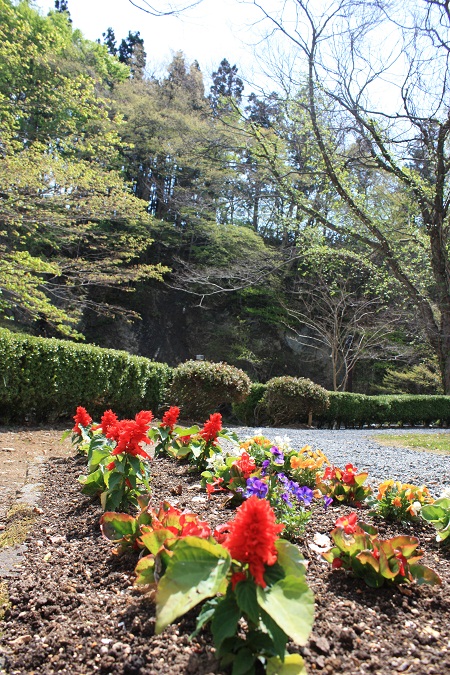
{"left": 33, "top": 0, "right": 269, "bottom": 88}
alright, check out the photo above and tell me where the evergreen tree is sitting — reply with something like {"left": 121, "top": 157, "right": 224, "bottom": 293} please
{"left": 209, "top": 58, "right": 244, "bottom": 115}
{"left": 102, "top": 27, "right": 117, "bottom": 56}
{"left": 118, "top": 31, "right": 146, "bottom": 79}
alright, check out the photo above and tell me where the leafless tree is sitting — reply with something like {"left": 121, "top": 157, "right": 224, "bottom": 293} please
{"left": 247, "top": 0, "right": 450, "bottom": 392}
{"left": 127, "top": 0, "right": 203, "bottom": 16}
{"left": 283, "top": 275, "right": 400, "bottom": 391}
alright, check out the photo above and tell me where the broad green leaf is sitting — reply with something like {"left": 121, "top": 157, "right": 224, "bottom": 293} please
{"left": 79, "top": 468, "right": 105, "bottom": 495}
{"left": 89, "top": 446, "right": 111, "bottom": 469}
{"left": 134, "top": 555, "right": 156, "bottom": 585}
{"left": 211, "top": 594, "right": 241, "bottom": 651}
{"left": 100, "top": 512, "right": 138, "bottom": 541}
{"left": 190, "top": 597, "right": 219, "bottom": 639}
{"left": 231, "top": 647, "right": 256, "bottom": 675}
{"left": 356, "top": 551, "right": 380, "bottom": 573}
{"left": 235, "top": 579, "right": 260, "bottom": 625}
{"left": 275, "top": 540, "right": 307, "bottom": 578}
{"left": 332, "top": 528, "right": 371, "bottom": 556}
{"left": 107, "top": 471, "right": 124, "bottom": 491}
{"left": 256, "top": 576, "right": 314, "bottom": 646}
{"left": 174, "top": 425, "right": 199, "bottom": 436}
{"left": 140, "top": 527, "right": 177, "bottom": 555}
{"left": 155, "top": 537, "right": 231, "bottom": 634}
{"left": 267, "top": 654, "right": 308, "bottom": 675}
{"left": 387, "top": 536, "right": 419, "bottom": 557}
{"left": 409, "top": 564, "right": 442, "bottom": 586}
{"left": 354, "top": 472, "right": 369, "bottom": 487}
{"left": 259, "top": 607, "right": 289, "bottom": 660}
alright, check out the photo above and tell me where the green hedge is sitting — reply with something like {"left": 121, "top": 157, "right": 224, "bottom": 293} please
{"left": 232, "top": 382, "right": 268, "bottom": 425}
{"left": 316, "top": 393, "right": 450, "bottom": 428}
{"left": 170, "top": 360, "right": 252, "bottom": 420}
{"left": 262, "top": 376, "right": 330, "bottom": 425}
{"left": 0, "top": 328, "right": 172, "bottom": 423}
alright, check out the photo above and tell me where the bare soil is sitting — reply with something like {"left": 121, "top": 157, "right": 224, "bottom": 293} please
{"left": 0, "top": 429, "right": 449, "bottom": 675}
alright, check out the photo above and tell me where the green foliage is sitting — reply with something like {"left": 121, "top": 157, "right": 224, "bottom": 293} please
{"left": 170, "top": 360, "right": 251, "bottom": 420}
{"left": 316, "top": 464, "right": 372, "bottom": 506}
{"left": 263, "top": 377, "right": 329, "bottom": 425}
{"left": 369, "top": 480, "right": 434, "bottom": 523}
{"left": 316, "top": 392, "right": 450, "bottom": 427}
{"left": 232, "top": 383, "right": 268, "bottom": 425}
{"left": 0, "top": 328, "right": 172, "bottom": 422}
{"left": 421, "top": 496, "right": 450, "bottom": 543}
{"left": 322, "top": 513, "right": 441, "bottom": 588}
{"left": 382, "top": 363, "right": 443, "bottom": 395}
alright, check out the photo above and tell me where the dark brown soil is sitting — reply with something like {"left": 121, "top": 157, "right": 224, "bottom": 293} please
{"left": 1, "top": 453, "right": 450, "bottom": 675}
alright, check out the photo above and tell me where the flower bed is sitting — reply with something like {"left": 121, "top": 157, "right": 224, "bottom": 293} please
{"left": 0, "top": 413, "right": 450, "bottom": 674}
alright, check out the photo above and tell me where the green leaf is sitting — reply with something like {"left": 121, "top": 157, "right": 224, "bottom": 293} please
{"left": 134, "top": 555, "right": 156, "bottom": 585}
{"left": 100, "top": 512, "right": 138, "bottom": 541}
{"left": 267, "top": 654, "right": 308, "bottom": 675}
{"left": 140, "top": 527, "right": 177, "bottom": 555}
{"left": 275, "top": 539, "right": 308, "bottom": 578}
{"left": 256, "top": 576, "right": 314, "bottom": 646}
{"left": 409, "top": 564, "right": 442, "bottom": 586}
{"left": 211, "top": 594, "right": 241, "bottom": 651}
{"left": 107, "top": 471, "right": 124, "bottom": 491}
{"left": 155, "top": 537, "right": 231, "bottom": 634}
{"left": 79, "top": 468, "right": 105, "bottom": 495}
{"left": 190, "top": 597, "right": 219, "bottom": 639}
{"left": 231, "top": 648, "right": 256, "bottom": 675}
{"left": 259, "top": 607, "right": 289, "bottom": 660}
{"left": 235, "top": 579, "right": 260, "bottom": 625}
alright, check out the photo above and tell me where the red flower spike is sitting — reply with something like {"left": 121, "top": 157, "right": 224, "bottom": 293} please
{"left": 234, "top": 452, "right": 256, "bottom": 479}
{"left": 200, "top": 413, "right": 222, "bottom": 443}
{"left": 72, "top": 406, "right": 92, "bottom": 434}
{"left": 106, "top": 411, "right": 153, "bottom": 458}
{"left": 160, "top": 406, "right": 180, "bottom": 431}
{"left": 222, "top": 496, "right": 284, "bottom": 588}
{"left": 105, "top": 461, "right": 116, "bottom": 471}
{"left": 92, "top": 409, "right": 119, "bottom": 435}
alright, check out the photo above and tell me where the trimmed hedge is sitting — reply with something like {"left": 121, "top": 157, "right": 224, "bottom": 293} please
{"left": 0, "top": 328, "right": 172, "bottom": 423}
{"left": 316, "top": 393, "right": 450, "bottom": 428}
{"left": 169, "top": 360, "right": 252, "bottom": 420}
{"left": 232, "top": 382, "right": 268, "bottom": 425}
{"left": 262, "top": 376, "right": 330, "bottom": 425}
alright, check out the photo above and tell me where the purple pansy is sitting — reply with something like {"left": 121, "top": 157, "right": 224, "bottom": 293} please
{"left": 244, "top": 477, "right": 268, "bottom": 499}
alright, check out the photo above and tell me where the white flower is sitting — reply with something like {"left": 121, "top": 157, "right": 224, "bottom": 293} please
{"left": 409, "top": 501, "right": 422, "bottom": 516}
{"left": 440, "top": 486, "right": 450, "bottom": 499}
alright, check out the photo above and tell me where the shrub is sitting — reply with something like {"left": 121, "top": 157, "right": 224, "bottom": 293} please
{"left": 169, "top": 360, "right": 252, "bottom": 420}
{"left": 232, "top": 382, "right": 267, "bottom": 425}
{"left": 316, "top": 392, "right": 450, "bottom": 427}
{"left": 0, "top": 328, "right": 172, "bottom": 423}
{"left": 262, "top": 376, "right": 329, "bottom": 425}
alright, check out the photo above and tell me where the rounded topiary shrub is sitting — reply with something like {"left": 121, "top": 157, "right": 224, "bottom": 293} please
{"left": 169, "top": 360, "right": 252, "bottom": 420}
{"left": 263, "top": 376, "right": 330, "bottom": 425}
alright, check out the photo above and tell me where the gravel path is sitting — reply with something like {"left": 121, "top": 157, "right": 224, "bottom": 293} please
{"left": 232, "top": 426, "right": 450, "bottom": 496}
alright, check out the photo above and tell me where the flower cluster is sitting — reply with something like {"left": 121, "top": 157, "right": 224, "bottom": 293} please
{"left": 72, "top": 406, "right": 92, "bottom": 435}
{"left": 220, "top": 495, "right": 284, "bottom": 587}
{"left": 106, "top": 410, "right": 154, "bottom": 459}
{"left": 160, "top": 406, "right": 180, "bottom": 431}
{"left": 200, "top": 412, "right": 223, "bottom": 443}
{"left": 316, "top": 463, "right": 372, "bottom": 505}
{"left": 323, "top": 512, "right": 441, "bottom": 588}
{"left": 371, "top": 479, "right": 434, "bottom": 521}
{"left": 290, "top": 445, "right": 330, "bottom": 488}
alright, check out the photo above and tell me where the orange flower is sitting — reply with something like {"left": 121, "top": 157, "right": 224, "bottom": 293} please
{"left": 392, "top": 496, "right": 402, "bottom": 508}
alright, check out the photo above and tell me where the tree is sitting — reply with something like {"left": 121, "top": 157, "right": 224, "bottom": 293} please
{"left": 249, "top": 0, "right": 450, "bottom": 392}
{"left": 0, "top": 0, "right": 167, "bottom": 336}
{"left": 118, "top": 31, "right": 146, "bottom": 79}
{"left": 209, "top": 58, "right": 244, "bottom": 115}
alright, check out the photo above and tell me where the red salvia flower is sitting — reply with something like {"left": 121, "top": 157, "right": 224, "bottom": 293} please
{"left": 200, "top": 413, "right": 222, "bottom": 443}
{"left": 92, "top": 409, "right": 118, "bottom": 435}
{"left": 107, "top": 410, "right": 153, "bottom": 459}
{"left": 72, "top": 406, "right": 92, "bottom": 434}
{"left": 222, "top": 495, "right": 284, "bottom": 588}
{"left": 105, "top": 461, "right": 116, "bottom": 471}
{"left": 160, "top": 406, "right": 180, "bottom": 431}
{"left": 231, "top": 571, "right": 247, "bottom": 590}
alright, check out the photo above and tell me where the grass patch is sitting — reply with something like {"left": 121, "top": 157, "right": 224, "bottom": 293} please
{"left": 374, "top": 432, "right": 450, "bottom": 455}
{"left": 0, "top": 503, "right": 36, "bottom": 549}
